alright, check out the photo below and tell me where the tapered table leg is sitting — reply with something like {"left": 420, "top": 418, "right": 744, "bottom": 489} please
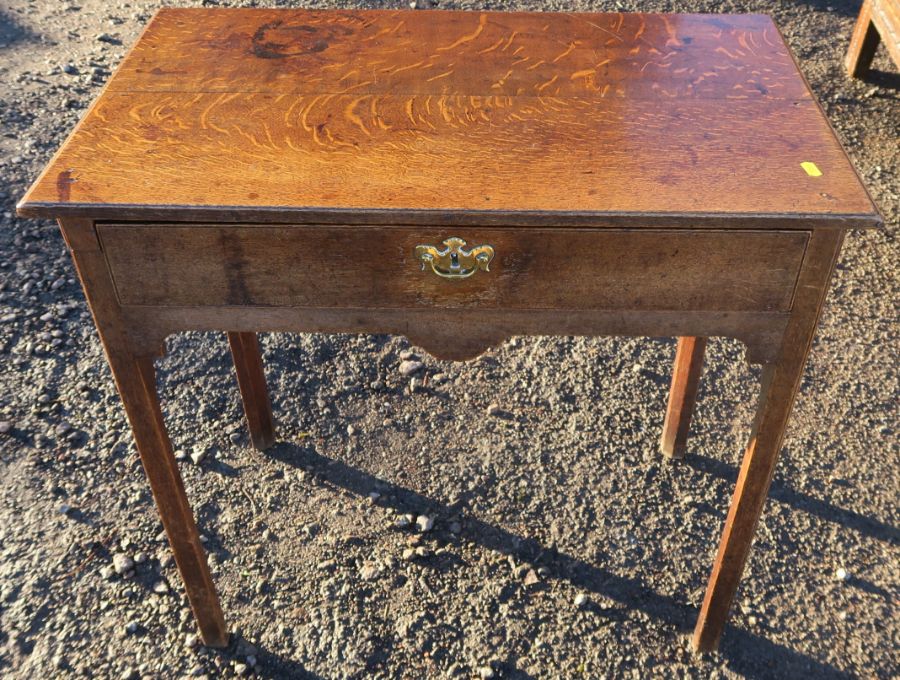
{"left": 130, "top": 355, "right": 229, "bottom": 647}
{"left": 61, "top": 219, "right": 228, "bottom": 647}
{"left": 228, "top": 332, "right": 276, "bottom": 450}
{"left": 660, "top": 336, "right": 707, "bottom": 459}
{"left": 692, "top": 230, "right": 844, "bottom": 651}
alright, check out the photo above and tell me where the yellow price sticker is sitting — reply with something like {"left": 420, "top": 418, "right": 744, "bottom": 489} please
{"left": 801, "top": 161, "right": 822, "bottom": 177}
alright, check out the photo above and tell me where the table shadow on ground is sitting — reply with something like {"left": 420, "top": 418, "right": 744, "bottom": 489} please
{"left": 240, "top": 441, "right": 856, "bottom": 679}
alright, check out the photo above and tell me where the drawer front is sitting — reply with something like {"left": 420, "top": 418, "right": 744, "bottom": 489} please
{"left": 98, "top": 225, "right": 808, "bottom": 312}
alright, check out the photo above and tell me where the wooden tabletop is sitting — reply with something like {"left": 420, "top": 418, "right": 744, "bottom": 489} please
{"left": 18, "top": 8, "right": 880, "bottom": 228}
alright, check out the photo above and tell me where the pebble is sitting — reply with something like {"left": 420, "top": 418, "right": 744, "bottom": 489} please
{"left": 153, "top": 581, "right": 169, "bottom": 594}
{"left": 395, "top": 515, "right": 412, "bottom": 529}
{"left": 359, "top": 562, "right": 379, "bottom": 580}
{"left": 125, "top": 620, "right": 139, "bottom": 634}
{"left": 58, "top": 503, "right": 71, "bottom": 514}
{"left": 523, "top": 569, "right": 540, "bottom": 586}
{"left": 185, "top": 633, "right": 199, "bottom": 648}
{"left": 478, "top": 666, "right": 495, "bottom": 679}
{"left": 134, "top": 551, "right": 148, "bottom": 564}
{"left": 415, "top": 515, "right": 434, "bottom": 532}
{"left": 190, "top": 447, "right": 207, "bottom": 465}
{"left": 112, "top": 553, "right": 135, "bottom": 575}
{"left": 0, "top": 421, "right": 12, "bottom": 434}
{"left": 835, "top": 567, "right": 850, "bottom": 582}
{"left": 62, "top": 63, "right": 78, "bottom": 75}
{"left": 574, "top": 593, "right": 590, "bottom": 608}
{"left": 234, "top": 662, "right": 249, "bottom": 676}
{"left": 486, "top": 403, "right": 502, "bottom": 416}
{"left": 174, "top": 449, "right": 187, "bottom": 461}
{"left": 399, "top": 360, "right": 423, "bottom": 376}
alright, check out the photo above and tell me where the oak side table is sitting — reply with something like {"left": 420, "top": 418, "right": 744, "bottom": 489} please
{"left": 18, "top": 8, "right": 881, "bottom": 653}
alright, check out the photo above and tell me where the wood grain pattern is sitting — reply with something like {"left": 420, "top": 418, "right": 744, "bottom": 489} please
{"left": 17, "top": 9, "right": 879, "bottom": 227}
{"left": 660, "top": 336, "right": 707, "bottom": 459}
{"left": 97, "top": 224, "right": 808, "bottom": 313}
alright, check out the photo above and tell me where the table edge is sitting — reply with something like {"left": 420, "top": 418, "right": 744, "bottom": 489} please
{"left": 16, "top": 201, "right": 884, "bottom": 230}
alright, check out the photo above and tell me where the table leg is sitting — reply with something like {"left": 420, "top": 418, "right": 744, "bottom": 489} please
{"left": 845, "top": 0, "right": 880, "bottom": 78}
{"left": 691, "top": 230, "right": 844, "bottom": 651}
{"left": 128, "top": 354, "right": 229, "bottom": 647}
{"left": 660, "top": 336, "right": 707, "bottom": 459}
{"left": 60, "top": 219, "right": 228, "bottom": 647}
{"left": 227, "top": 332, "right": 276, "bottom": 450}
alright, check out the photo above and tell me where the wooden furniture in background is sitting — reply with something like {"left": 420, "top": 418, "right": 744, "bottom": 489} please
{"left": 846, "top": 0, "right": 900, "bottom": 77}
{"left": 18, "top": 8, "right": 880, "bottom": 654}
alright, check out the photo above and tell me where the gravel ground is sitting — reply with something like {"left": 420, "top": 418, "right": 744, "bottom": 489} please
{"left": 1, "top": 0, "right": 897, "bottom": 678}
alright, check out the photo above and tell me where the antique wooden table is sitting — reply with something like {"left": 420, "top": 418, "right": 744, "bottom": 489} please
{"left": 18, "top": 8, "right": 880, "bottom": 652}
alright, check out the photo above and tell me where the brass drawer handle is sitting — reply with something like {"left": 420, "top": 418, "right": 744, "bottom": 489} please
{"left": 415, "top": 237, "right": 494, "bottom": 279}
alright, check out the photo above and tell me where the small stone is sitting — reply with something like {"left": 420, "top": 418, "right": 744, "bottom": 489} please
{"left": 153, "top": 581, "right": 169, "bottom": 594}
{"left": 190, "top": 447, "right": 208, "bottom": 465}
{"left": 185, "top": 633, "right": 199, "bottom": 648}
{"left": 431, "top": 373, "right": 448, "bottom": 384}
{"left": 748, "top": 615, "right": 758, "bottom": 626}
{"left": 134, "top": 551, "right": 148, "bottom": 564}
{"left": 415, "top": 515, "right": 434, "bottom": 532}
{"left": 100, "top": 565, "right": 115, "bottom": 579}
{"left": 125, "top": 620, "right": 139, "bottom": 634}
{"left": 174, "top": 449, "right": 187, "bottom": 461}
{"left": 399, "top": 360, "right": 423, "bottom": 376}
{"left": 835, "top": 567, "right": 849, "bottom": 582}
{"left": 359, "top": 562, "right": 379, "bottom": 580}
{"left": 402, "top": 548, "right": 416, "bottom": 561}
{"left": 234, "top": 662, "right": 249, "bottom": 676}
{"left": 112, "top": 553, "right": 135, "bottom": 575}
{"left": 347, "top": 424, "right": 357, "bottom": 436}
{"left": 246, "top": 655, "right": 257, "bottom": 667}
{"left": 395, "top": 515, "right": 411, "bottom": 529}
{"left": 523, "top": 569, "right": 540, "bottom": 586}
{"left": 631, "top": 363, "right": 644, "bottom": 373}
{"left": 478, "top": 666, "right": 495, "bottom": 679}
{"left": 399, "top": 349, "right": 418, "bottom": 360}
{"left": 574, "top": 592, "right": 590, "bottom": 608}
{"left": 63, "top": 63, "right": 79, "bottom": 75}
{"left": 0, "top": 421, "right": 12, "bottom": 434}
{"left": 58, "top": 503, "right": 71, "bottom": 514}
{"left": 120, "top": 669, "right": 138, "bottom": 680}
{"left": 486, "top": 403, "right": 502, "bottom": 416}
{"left": 409, "top": 377, "right": 422, "bottom": 393}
